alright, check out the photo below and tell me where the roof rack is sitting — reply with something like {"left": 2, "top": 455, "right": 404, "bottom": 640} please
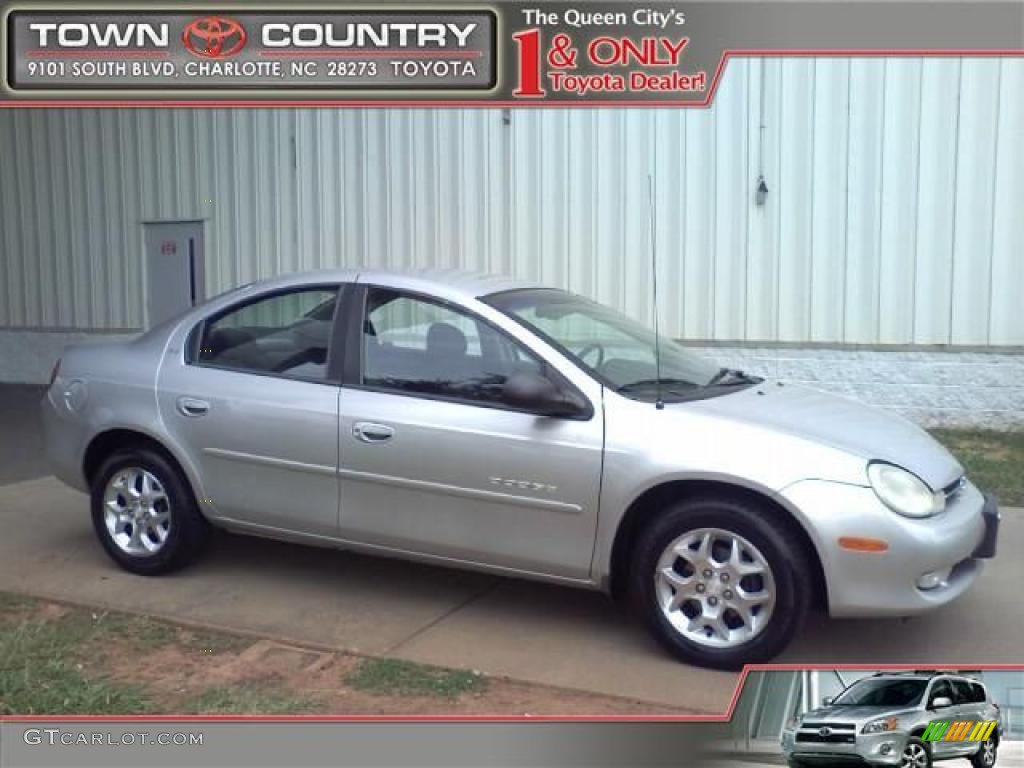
{"left": 867, "top": 670, "right": 982, "bottom": 679}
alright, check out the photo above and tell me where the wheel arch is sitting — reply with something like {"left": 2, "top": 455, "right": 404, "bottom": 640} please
{"left": 608, "top": 478, "right": 828, "bottom": 612}
{"left": 83, "top": 428, "right": 203, "bottom": 506}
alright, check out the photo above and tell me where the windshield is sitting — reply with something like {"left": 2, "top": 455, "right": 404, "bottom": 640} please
{"left": 831, "top": 678, "right": 928, "bottom": 707}
{"left": 484, "top": 288, "right": 760, "bottom": 402}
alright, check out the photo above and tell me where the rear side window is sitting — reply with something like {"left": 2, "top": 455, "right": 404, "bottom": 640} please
{"left": 196, "top": 287, "right": 339, "bottom": 381}
{"left": 951, "top": 680, "right": 974, "bottom": 706}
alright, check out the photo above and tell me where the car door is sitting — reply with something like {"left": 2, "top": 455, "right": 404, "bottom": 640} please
{"left": 336, "top": 285, "right": 604, "bottom": 580}
{"left": 951, "top": 680, "right": 986, "bottom": 754}
{"left": 158, "top": 283, "right": 344, "bottom": 537}
{"left": 926, "top": 679, "right": 958, "bottom": 758}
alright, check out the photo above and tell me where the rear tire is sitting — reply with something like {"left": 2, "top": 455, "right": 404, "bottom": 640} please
{"left": 631, "top": 495, "right": 812, "bottom": 669}
{"left": 90, "top": 447, "right": 209, "bottom": 575}
{"left": 971, "top": 736, "right": 997, "bottom": 768}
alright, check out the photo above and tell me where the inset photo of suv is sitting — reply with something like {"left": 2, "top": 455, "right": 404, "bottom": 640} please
{"left": 782, "top": 672, "right": 1001, "bottom": 768}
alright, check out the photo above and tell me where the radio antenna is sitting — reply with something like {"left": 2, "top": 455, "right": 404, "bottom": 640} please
{"left": 648, "top": 174, "right": 664, "bottom": 410}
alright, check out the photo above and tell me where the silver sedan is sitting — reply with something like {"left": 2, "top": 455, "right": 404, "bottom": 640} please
{"left": 41, "top": 269, "right": 1000, "bottom": 668}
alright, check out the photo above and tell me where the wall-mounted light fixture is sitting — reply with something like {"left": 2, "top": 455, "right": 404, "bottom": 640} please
{"left": 755, "top": 175, "right": 769, "bottom": 206}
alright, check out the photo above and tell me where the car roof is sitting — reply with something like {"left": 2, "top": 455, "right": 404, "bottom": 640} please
{"left": 867, "top": 672, "right": 983, "bottom": 685}
{"left": 240, "top": 268, "right": 547, "bottom": 303}
{"left": 358, "top": 268, "right": 544, "bottom": 299}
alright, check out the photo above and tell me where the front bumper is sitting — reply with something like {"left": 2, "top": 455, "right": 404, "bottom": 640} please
{"left": 779, "top": 478, "right": 997, "bottom": 618}
{"left": 782, "top": 728, "right": 906, "bottom": 767}
{"left": 972, "top": 493, "right": 1000, "bottom": 558}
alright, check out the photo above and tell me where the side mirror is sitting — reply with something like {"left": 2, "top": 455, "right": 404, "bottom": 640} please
{"left": 822, "top": 696, "right": 834, "bottom": 707}
{"left": 502, "top": 372, "right": 582, "bottom": 418}
{"left": 931, "top": 697, "right": 953, "bottom": 710}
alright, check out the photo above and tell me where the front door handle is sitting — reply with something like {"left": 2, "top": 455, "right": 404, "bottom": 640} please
{"left": 352, "top": 422, "right": 395, "bottom": 444}
{"left": 177, "top": 397, "right": 210, "bottom": 417}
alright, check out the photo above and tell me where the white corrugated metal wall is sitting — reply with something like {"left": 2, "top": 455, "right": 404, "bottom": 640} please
{"left": 1, "top": 57, "right": 1022, "bottom": 345}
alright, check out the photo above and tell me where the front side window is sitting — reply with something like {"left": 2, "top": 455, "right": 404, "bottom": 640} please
{"left": 484, "top": 288, "right": 760, "bottom": 402}
{"left": 831, "top": 678, "right": 928, "bottom": 707}
{"left": 361, "top": 288, "right": 544, "bottom": 406}
{"left": 197, "top": 287, "right": 338, "bottom": 381}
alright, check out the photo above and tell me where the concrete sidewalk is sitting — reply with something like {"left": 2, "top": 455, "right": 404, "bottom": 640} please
{"left": 0, "top": 476, "right": 1022, "bottom": 712}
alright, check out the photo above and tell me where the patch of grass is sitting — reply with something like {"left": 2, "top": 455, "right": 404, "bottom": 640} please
{"left": 178, "top": 627, "right": 251, "bottom": 655}
{"left": 930, "top": 429, "right": 1024, "bottom": 506}
{"left": 0, "top": 592, "right": 37, "bottom": 626}
{"left": 181, "top": 683, "right": 317, "bottom": 715}
{"left": 347, "top": 658, "right": 486, "bottom": 699}
{"left": 88, "top": 611, "right": 179, "bottom": 648}
{"left": 0, "top": 593, "right": 488, "bottom": 715}
{"left": 0, "top": 614, "right": 151, "bottom": 715}
{"left": 0, "top": 592, "right": 36, "bottom": 612}
{"left": 0, "top": 599, "right": 177, "bottom": 714}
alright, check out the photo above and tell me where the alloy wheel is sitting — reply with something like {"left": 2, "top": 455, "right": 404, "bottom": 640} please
{"left": 654, "top": 527, "right": 776, "bottom": 648}
{"left": 981, "top": 738, "right": 996, "bottom": 766}
{"left": 103, "top": 467, "right": 172, "bottom": 556}
{"left": 902, "top": 743, "right": 929, "bottom": 768}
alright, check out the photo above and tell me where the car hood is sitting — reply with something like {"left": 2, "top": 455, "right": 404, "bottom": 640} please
{"left": 802, "top": 705, "right": 918, "bottom": 724}
{"left": 683, "top": 383, "right": 963, "bottom": 490}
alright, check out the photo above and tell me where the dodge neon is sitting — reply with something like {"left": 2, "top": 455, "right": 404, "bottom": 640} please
{"left": 42, "top": 269, "right": 1001, "bottom": 668}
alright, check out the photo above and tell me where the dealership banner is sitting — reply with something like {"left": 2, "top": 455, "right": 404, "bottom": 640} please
{"left": 1, "top": 1, "right": 1022, "bottom": 105}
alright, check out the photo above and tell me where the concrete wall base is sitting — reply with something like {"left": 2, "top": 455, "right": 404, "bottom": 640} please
{"left": 0, "top": 330, "right": 139, "bottom": 386}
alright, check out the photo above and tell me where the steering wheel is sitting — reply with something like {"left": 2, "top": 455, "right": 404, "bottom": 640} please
{"left": 574, "top": 342, "right": 605, "bottom": 369}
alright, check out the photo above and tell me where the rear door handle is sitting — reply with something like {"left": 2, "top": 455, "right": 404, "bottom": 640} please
{"left": 352, "top": 422, "right": 395, "bottom": 444}
{"left": 177, "top": 397, "right": 210, "bottom": 417}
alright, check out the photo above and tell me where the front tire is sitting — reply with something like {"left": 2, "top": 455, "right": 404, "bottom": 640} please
{"left": 901, "top": 738, "right": 931, "bottom": 768}
{"left": 632, "top": 495, "right": 812, "bottom": 668}
{"left": 90, "top": 448, "right": 209, "bottom": 575}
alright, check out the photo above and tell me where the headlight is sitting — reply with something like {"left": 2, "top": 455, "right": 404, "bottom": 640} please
{"left": 862, "top": 716, "right": 899, "bottom": 734}
{"left": 867, "top": 462, "right": 944, "bottom": 518}
{"left": 785, "top": 716, "right": 801, "bottom": 731}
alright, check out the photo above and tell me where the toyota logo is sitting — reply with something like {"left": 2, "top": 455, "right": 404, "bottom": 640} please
{"left": 818, "top": 727, "right": 833, "bottom": 738}
{"left": 182, "top": 16, "right": 247, "bottom": 59}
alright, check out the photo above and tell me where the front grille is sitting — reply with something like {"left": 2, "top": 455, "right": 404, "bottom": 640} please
{"left": 797, "top": 723, "right": 857, "bottom": 744}
{"left": 796, "top": 732, "right": 856, "bottom": 744}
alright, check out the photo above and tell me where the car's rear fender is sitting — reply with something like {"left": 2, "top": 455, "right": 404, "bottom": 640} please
{"left": 44, "top": 325, "right": 210, "bottom": 511}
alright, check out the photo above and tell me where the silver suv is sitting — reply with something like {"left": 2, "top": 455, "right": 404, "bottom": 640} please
{"left": 782, "top": 673, "right": 1001, "bottom": 768}
{"left": 41, "top": 270, "right": 1001, "bottom": 668}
